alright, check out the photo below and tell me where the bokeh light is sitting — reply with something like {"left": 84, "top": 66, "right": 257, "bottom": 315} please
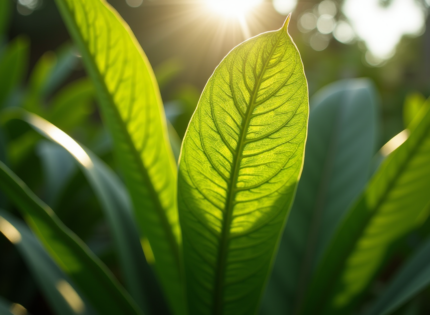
{"left": 310, "top": 33, "right": 330, "bottom": 51}
{"left": 318, "top": 1, "right": 337, "bottom": 17}
{"left": 273, "top": 0, "right": 297, "bottom": 15}
{"left": 344, "top": 0, "right": 426, "bottom": 59}
{"left": 333, "top": 21, "right": 355, "bottom": 44}
{"left": 298, "top": 12, "right": 317, "bottom": 33}
{"left": 317, "top": 14, "right": 336, "bottom": 34}
{"left": 126, "top": 0, "right": 143, "bottom": 8}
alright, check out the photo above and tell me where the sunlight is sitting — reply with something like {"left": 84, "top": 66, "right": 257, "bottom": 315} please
{"left": 205, "top": 0, "right": 263, "bottom": 18}
{"left": 56, "top": 280, "right": 85, "bottom": 314}
{"left": 28, "top": 115, "right": 93, "bottom": 169}
{"left": 0, "top": 217, "right": 21, "bottom": 244}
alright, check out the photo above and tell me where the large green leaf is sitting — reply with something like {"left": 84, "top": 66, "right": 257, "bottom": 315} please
{"left": 0, "top": 161, "right": 141, "bottom": 315}
{"left": 54, "top": 0, "right": 182, "bottom": 312}
{"left": 365, "top": 235, "right": 430, "bottom": 315}
{"left": 302, "top": 107, "right": 430, "bottom": 315}
{"left": 261, "top": 79, "right": 378, "bottom": 314}
{"left": 0, "top": 210, "right": 95, "bottom": 315}
{"left": 178, "top": 17, "right": 309, "bottom": 315}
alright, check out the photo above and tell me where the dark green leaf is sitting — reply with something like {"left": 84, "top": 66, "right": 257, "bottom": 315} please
{"left": 0, "top": 210, "right": 95, "bottom": 315}
{"left": 262, "top": 79, "right": 378, "bottom": 314}
{"left": 302, "top": 106, "right": 430, "bottom": 315}
{"left": 365, "top": 235, "right": 430, "bottom": 315}
{"left": 0, "top": 161, "right": 141, "bottom": 315}
{"left": 0, "top": 37, "right": 29, "bottom": 108}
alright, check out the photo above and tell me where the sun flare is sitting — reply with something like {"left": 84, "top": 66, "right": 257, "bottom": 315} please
{"left": 205, "top": 0, "right": 263, "bottom": 18}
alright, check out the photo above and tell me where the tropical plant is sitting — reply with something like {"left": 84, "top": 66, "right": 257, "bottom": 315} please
{"left": 1, "top": 0, "right": 430, "bottom": 315}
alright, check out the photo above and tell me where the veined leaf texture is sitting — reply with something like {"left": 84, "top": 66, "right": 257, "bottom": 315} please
{"left": 178, "top": 17, "right": 309, "bottom": 315}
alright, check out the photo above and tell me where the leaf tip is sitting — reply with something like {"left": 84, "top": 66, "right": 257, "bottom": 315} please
{"left": 282, "top": 13, "right": 292, "bottom": 33}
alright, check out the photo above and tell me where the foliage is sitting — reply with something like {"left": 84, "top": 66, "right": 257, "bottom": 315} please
{"left": 0, "top": 1, "right": 430, "bottom": 315}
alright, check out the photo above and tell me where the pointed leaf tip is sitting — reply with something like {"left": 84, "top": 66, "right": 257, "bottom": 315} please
{"left": 282, "top": 13, "right": 292, "bottom": 33}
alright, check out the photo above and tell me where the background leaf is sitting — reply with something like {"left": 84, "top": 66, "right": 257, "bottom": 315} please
{"left": 366, "top": 235, "right": 430, "bottom": 315}
{"left": 0, "top": 210, "right": 95, "bottom": 315}
{"left": 178, "top": 18, "right": 309, "bottom": 315}
{"left": 0, "top": 161, "right": 141, "bottom": 315}
{"left": 54, "top": 1, "right": 183, "bottom": 312}
{"left": 302, "top": 106, "right": 430, "bottom": 315}
{"left": 261, "top": 78, "right": 378, "bottom": 314}
{"left": 0, "top": 37, "right": 29, "bottom": 108}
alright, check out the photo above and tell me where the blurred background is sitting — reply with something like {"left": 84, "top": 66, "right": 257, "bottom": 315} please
{"left": 7, "top": 0, "right": 430, "bottom": 144}
{"left": 1, "top": 0, "right": 430, "bottom": 314}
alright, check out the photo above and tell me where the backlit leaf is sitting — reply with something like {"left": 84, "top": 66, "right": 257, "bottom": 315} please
{"left": 54, "top": 0, "right": 183, "bottom": 312}
{"left": 178, "top": 17, "right": 309, "bottom": 315}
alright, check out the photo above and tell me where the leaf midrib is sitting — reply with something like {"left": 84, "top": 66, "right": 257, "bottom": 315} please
{"left": 212, "top": 32, "right": 283, "bottom": 315}
{"left": 58, "top": 0, "right": 180, "bottom": 269}
{"left": 304, "top": 117, "right": 430, "bottom": 315}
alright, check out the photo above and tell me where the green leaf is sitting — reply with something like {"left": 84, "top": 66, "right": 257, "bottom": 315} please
{"left": 0, "top": 161, "right": 142, "bottom": 315}
{"left": 0, "top": 37, "right": 29, "bottom": 108}
{"left": 0, "top": 210, "right": 95, "bottom": 315}
{"left": 0, "top": 296, "right": 29, "bottom": 315}
{"left": 54, "top": 0, "right": 183, "bottom": 312}
{"left": 261, "top": 79, "right": 378, "bottom": 314}
{"left": 403, "top": 93, "right": 429, "bottom": 131}
{"left": 365, "top": 235, "right": 430, "bottom": 315}
{"left": 178, "top": 17, "right": 309, "bottom": 315}
{"left": 42, "top": 44, "right": 80, "bottom": 97}
{"left": 7, "top": 108, "right": 156, "bottom": 313}
{"left": 0, "top": 0, "right": 11, "bottom": 39}
{"left": 37, "top": 141, "right": 76, "bottom": 205}
{"left": 23, "top": 51, "right": 57, "bottom": 114}
{"left": 302, "top": 106, "right": 430, "bottom": 315}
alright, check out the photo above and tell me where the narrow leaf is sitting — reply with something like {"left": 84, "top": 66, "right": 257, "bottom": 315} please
{"left": 366, "top": 235, "right": 430, "bottom": 315}
{"left": 262, "top": 79, "right": 378, "bottom": 314}
{"left": 54, "top": 0, "right": 183, "bottom": 311}
{"left": 0, "top": 37, "right": 29, "bottom": 108}
{"left": 0, "top": 296, "right": 29, "bottom": 315}
{"left": 178, "top": 17, "right": 309, "bottom": 315}
{"left": 0, "top": 210, "right": 95, "bottom": 315}
{"left": 0, "top": 161, "right": 141, "bottom": 315}
{"left": 302, "top": 106, "right": 430, "bottom": 315}
{"left": 8, "top": 108, "right": 155, "bottom": 313}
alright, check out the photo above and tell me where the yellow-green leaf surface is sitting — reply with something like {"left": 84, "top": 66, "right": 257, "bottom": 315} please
{"left": 302, "top": 106, "right": 430, "bottom": 315}
{"left": 54, "top": 0, "right": 183, "bottom": 312}
{"left": 178, "top": 17, "right": 308, "bottom": 315}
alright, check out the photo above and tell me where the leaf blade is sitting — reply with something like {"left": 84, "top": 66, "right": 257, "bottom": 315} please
{"left": 302, "top": 106, "right": 430, "bottom": 315}
{"left": 365, "top": 235, "right": 430, "bottom": 315}
{"left": 53, "top": 0, "right": 183, "bottom": 311}
{"left": 262, "top": 79, "right": 378, "bottom": 314}
{"left": 0, "top": 210, "right": 95, "bottom": 315}
{"left": 178, "top": 19, "right": 309, "bottom": 315}
{"left": 0, "top": 161, "right": 141, "bottom": 315}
